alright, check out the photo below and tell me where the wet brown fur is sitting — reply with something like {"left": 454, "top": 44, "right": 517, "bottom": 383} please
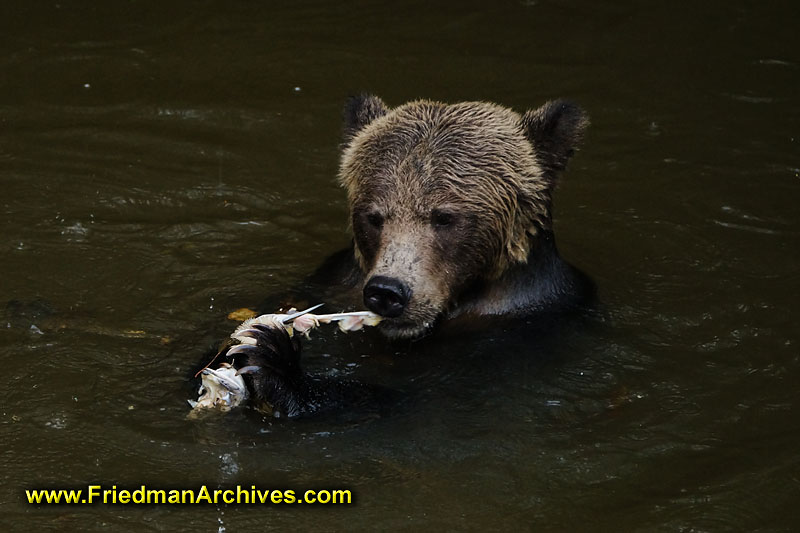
{"left": 338, "top": 95, "right": 589, "bottom": 339}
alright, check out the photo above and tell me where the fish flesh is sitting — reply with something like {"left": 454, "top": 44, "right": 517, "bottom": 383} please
{"left": 188, "top": 305, "right": 382, "bottom": 415}
{"left": 186, "top": 363, "right": 248, "bottom": 417}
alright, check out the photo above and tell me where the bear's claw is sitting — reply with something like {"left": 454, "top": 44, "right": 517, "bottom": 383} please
{"left": 226, "top": 343, "right": 259, "bottom": 355}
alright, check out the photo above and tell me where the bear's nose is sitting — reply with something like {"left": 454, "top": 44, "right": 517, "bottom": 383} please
{"left": 363, "top": 276, "right": 411, "bottom": 318}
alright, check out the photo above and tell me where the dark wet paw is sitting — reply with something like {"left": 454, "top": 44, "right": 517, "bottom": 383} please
{"left": 227, "top": 323, "right": 301, "bottom": 376}
{"left": 223, "top": 323, "right": 305, "bottom": 416}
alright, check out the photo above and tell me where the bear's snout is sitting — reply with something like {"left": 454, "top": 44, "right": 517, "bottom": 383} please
{"left": 363, "top": 275, "right": 411, "bottom": 318}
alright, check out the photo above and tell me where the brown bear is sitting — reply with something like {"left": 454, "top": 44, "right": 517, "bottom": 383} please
{"left": 335, "top": 94, "right": 593, "bottom": 339}
{"left": 220, "top": 94, "right": 593, "bottom": 417}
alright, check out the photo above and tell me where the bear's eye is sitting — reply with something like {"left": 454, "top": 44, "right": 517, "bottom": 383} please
{"left": 366, "top": 212, "right": 384, "bottom": 229}
{"left": 431, "top": 210, "right": 455, "bottom": 229}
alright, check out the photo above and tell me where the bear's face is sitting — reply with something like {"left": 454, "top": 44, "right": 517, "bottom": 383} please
{"left": 339, "top": 96, "right": 587, "bottom": 339}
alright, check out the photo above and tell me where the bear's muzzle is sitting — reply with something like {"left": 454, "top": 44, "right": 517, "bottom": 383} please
{"left": 363, "top": 275, "right": 411, "bottom": 318}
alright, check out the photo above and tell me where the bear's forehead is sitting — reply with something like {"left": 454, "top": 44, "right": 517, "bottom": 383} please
{"left": 354, "top": 149, "right": 513, "bottom": 196}
{"left": 376, "top": 102, "right": 525, "bottom": 149}
{"left": 342, "top": 100, "right": 545, "bottom": 212}
{"left": 355, "top": 105, "right": 531, "bottom": 176}
{"left": 351, "top": 156, "right": 523, "bottom": 216}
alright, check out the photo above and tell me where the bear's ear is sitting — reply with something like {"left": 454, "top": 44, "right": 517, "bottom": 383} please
{"left": 343, "top": 94, "right": 389, "bottom": 142}
{"left": 521, "top": 100, "right": 589, "bottom": 173}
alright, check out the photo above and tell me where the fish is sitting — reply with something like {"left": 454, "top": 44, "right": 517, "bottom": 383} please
{"left": 188, "top": 304, "right": 382, "bottom": 415}
{"left": 230, "top": 304, "right": 382, "bottom": 340}
{"left": 186, "top": 363, "right": 248, "bottom": 417}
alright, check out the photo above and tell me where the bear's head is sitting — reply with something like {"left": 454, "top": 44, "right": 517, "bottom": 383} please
{"left": 339, "top": 95, "right": 588, "bottom": 339}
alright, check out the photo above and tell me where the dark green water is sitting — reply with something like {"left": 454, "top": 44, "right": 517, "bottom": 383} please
{"left": 2, "top": 1, "right": 799, "bottom": 531}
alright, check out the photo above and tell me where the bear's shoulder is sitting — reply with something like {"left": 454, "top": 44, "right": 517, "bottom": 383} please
{"left": 451, "top": 231, "right": 595, "bottom": 319}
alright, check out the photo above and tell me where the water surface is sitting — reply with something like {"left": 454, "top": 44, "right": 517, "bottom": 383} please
{"left": 2, "top": 1, "right": 799, "bottom": 531}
